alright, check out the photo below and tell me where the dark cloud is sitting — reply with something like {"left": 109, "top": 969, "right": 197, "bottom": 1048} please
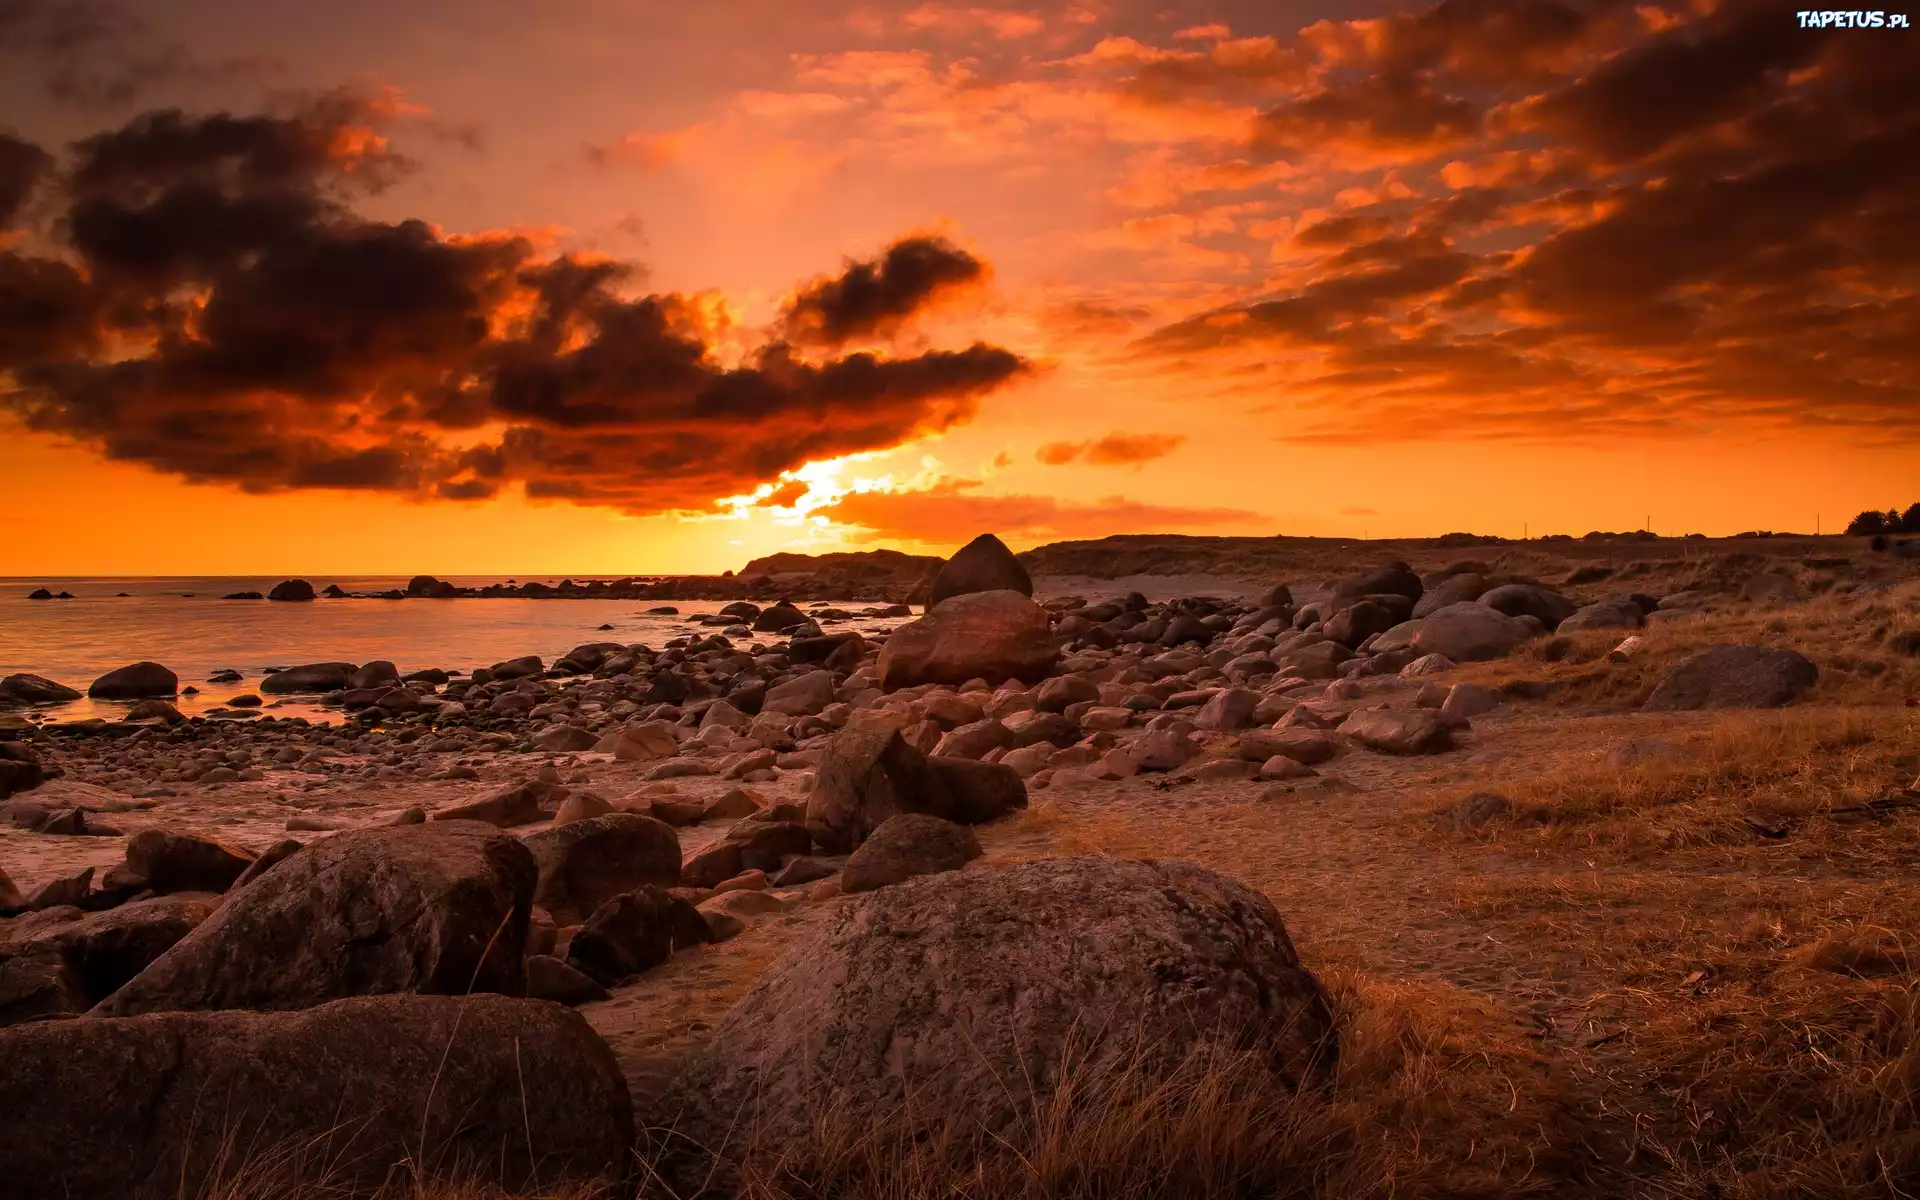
{"left": 0, "top": 0, "right": 273, "bottom": 107}
{"left": 779, "top": 235, "right": 986, "bottom": 347}
{"left": 0, "top": 132, "right": 52, "bottom": 228}
{"left": 0, "top": 105, "right": 1031, "bottom": 513}
{"left": 1133, "top": 0, "right": 1920, "bottom": 444}
{"left": 1036, "top": 430, "right": 1187, "bottom": 466}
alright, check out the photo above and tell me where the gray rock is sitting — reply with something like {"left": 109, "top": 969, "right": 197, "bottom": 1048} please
{"left": 877, "top": 591, "right": 1059, "bottom": 690}
{"left": 929, "top": 533, "right": 1033, "bottom": 605}
{"left": 9, "top": 895, "right": 212, "bottom": 1007}
{"left": 1, "top": 674, "right": 82, "bottom": 705}
{"left": 1556, "top": 598, "right": 1646, "bottom": 632}
{"left": 1192, "top": 687, "right": 1259, "bottom": 731}
{"left": 1478, "top": 584, "right": 1577, "bottom": 630}
{"left": 1642, "top": 645, "right": 1819, "bottom": 711}
{"left": 658, "top": 857, "right": 1334, "bottom": 1180}
{"left": 259, "top": 662, "right": 356, "bottom": 695}
{"left": 1440, "top": 683, "right": 1499, "bottom": 720}
{"left": 94, "top": 822, "right": 534, "bottom": 1017}
{"left": 806, "top": 714, "right": 955, "bottom": 852}
{"left": 565, "top": 886, "right": 710, "bottom": 986}
{"left": 521, "top": 813, "right": 681, "bottom": 922}
{"left": 1339, "top": 708, "right": 1453, "bottom": 755}
{"left": 1374, "top": 602, "right": 1534, "bottom": 663}
{"left": 842, "top": 814, "right": 981, "bottom": 893}
{"left": 0, "top": 994, "right": 633, "bottom": 1199}
{"left": 762, "top": 669, "right": 838, "bottom": 716}
{"left": 87, "top": 662, "right": 177, "bottom": 700}
{"left": 122, "top": 829, "right": 254, "bottom": 894}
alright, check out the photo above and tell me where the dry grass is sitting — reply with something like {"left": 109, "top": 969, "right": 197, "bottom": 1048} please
{"left": 641, "top": 970, "right": 1583, "bottom": 1200}
{"left": 1452, "top": 583, "right": 1920, "bottom": 710}
{"left": 1434, "top": 707, "right": 1920, "bottom": 852}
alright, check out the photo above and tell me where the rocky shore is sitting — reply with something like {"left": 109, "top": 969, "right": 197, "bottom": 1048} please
{"left": 0, "top": 531, "right": 1910, "bottom": 1197}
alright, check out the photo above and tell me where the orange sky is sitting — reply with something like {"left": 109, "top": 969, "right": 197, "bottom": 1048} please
{"left": 1, "top": 0, "right": 1914, "bottom": 574}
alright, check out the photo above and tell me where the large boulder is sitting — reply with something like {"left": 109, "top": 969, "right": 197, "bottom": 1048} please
{"left": 6, "top": 896, "right": 212, "bottom": 1007}
{"left": 0, "top": 741, "right": 45, "bottom": 800}
{"left": 762, "top": 669, "right": 838, "bottom": 716}
{"left": 1331, "top": 561, "right": 1421, "bottom": 608}
{"left": 929, "top": 533, "right": 1032, "bottom": 605}
{"left": 120, "top": 829, "right": 254, "bottom": 894}
{"left": 521, "top": 813, "right": 681, "bottom": 922}
{"left": 1641, "top": 645, "right": 1819, "bottom": 712}
{"left": 86, "top": 662, "right": 177, "bottom": 700}
{"left": 841, "top": 814, "right": 981, "bottom": 894}
{"left": 266, "top": 578, "right": 315, "bottom": 602}
{"left": 1339, "top": 708, "right": 1453, "bottom": 755}
{"left": 259, "top": 662, "right": 356, "bottom": 694}
{"left": 877, "top": 590, "right": 1059, "bottom": 690}
{"left": 929, "top": 757, "right": 1028, "bottom": 824}
{"left": 0, "top": 945, "right": 86, "bottom": 1026}
{"left": 565, "top": 886, "right": 710, "bottom": 987}
{"left": 1478, "top": 584, "right": 1577, "bottom": 631}
{"left": 806, "top": 715, "right": 954, "bottom": 852}
{"left": 1, "top": 674, "right": 81, "bottom": 705}
{"left": 1375, "top": 602, "right": 1535, "bottom": 662}
{"left": 93, "top": 822, "right": 534, "bottom": 1017}
{"left": 657, "top": 857, "right": 1335, "bottom": 1175}
{"left": 1411, "top": 572, "right": 1489, "bottom": 618}
{"left": 0, "top": 995, "right": 633, "bottom": 1200}
{"left": 1556, "top": 598, "right": 1645, "bottom": 632}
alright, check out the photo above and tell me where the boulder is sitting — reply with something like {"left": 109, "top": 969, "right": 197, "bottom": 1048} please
{"left": 751, "top": 602, "right": 809, "bottom": 633}
{"left": 878, "top": 591, "right": 1058, "bottom": 690}
{"left": 259, "top": 662, "right": 356, "bottom": 695}
{"left": 1034, "top": 674, "right": 1099, "bottom": 713}
{"left": 1, "top": 674, "right": 81, "bottom": 705}
{"left": 346, "top": 660, "right": 400, "bottom": 690}
{"left": 1642, "top": 645, "right": 1819, "bottom": 712}
{"left": 603, "top": 719, "right": 681, "bottom": 761}
{"left": 927, "top": 757, "right": 1028, "bottom": 824}
{"left": 124, "top": 699, "right": 184, "bottom": 724}
{"left": 121, "top": 830, "right": 255, "bottom": 894}
{"left": 521, "top": 813, "right": 681, "bottom": 922}
{"left": 490, "top": 655, "right": 545, "bottom": 680}
{"left": 762, "top": 669, "right": 838, "bottom": 716}
{"left": 565, "top": 886, "right": 710, "bottom": 987}
{"left": 806, "top": 714, "right": 955, "bottom": 852}
{"left": 1375, "top": 602, "right": 1534, "bottom": 663}
{"left": 1331, "top": 561, "right": 1421, "bottom": 608}
{"left": 525, "top": 954, "right": 611, "bottom": 1005}
{"left": 8, "top": 896, "right": 212, "bottom": 1006}
{"left": 93, "top": 822, "right": 534, "bottom": 1017}
{"left": 1740, "top": 573, "right": 1804, "bottom": 603}
{"left": 659, "top": 857, "right": 1334, "bottom": 1175}
{"left": 86, "top": 662, "right": 177, "bottom": 700}
{"left": 1234, "top": 729, "right": 1337, "bottom": 765}
{"left": 1193, "top": 687, "right": 1259, "bottom": 731}
{"left": 1412, "top": 572, "right": 1488, "bottom": 618}
{"left": 1441, "top": 683, "right": 1499, "bottom": 720}
{"left": 1339, "top": 708, "right": 1453, "bottom": 755}
{"left": 1325, "top": 599, "right": 1400, "bottom": 649}
{"left": 0, "top": 945, "right": 86, "bottom": 1026}
{"left": 1556, "top": 599, "right": 1645, "bottom": 632}
{"left": 841, "top": 814, "right": 981, "bottom": 894}
{"left": 431, "top": 778, "right": 554, "bottom": 827}
{"left": 266, "top": 579, "right": 315, "bottom": 602}
{"left": 0, "top": 994, "right": 633, "bottom": 1199}
{"left": 929, "top": 533, "right": 1032, "bottom": 605}
{"left": 535, "top": 724, "right": 599, "bottom": 753}
{"left": 0, "top": 741, "right": 45, "bottom": 800}
{"left": 1478, "top": 584, "right": 1577, "bottom": 631}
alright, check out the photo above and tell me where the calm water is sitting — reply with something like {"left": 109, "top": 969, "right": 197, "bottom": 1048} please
{"left": 0, "top": 577, "right": 889, "bottom": 723}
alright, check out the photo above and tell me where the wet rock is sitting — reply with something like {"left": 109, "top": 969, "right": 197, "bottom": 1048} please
{"left": 123, "top": 699, "right": 184, "bottom": 724}
{"left": 0, "top": 994, "right": 633, "bottom": 1198}
{"left": 1, "top": 674, "right": 81, "bottom": 705}
{"left": 346, "top": 660, "right": 400, "bottom": 690}
{"left": 266, "top": 579, "right": 315, "bottom": 602}
{"left": 842, "top": 814, "right": 981, "bottom": 894}
{"left": 490, "top": 655, "right": 545, "bottom": 680}
{"left": 1642, "top": 645, "right": 1819, "bottom": 711}
{"left": 94, "top": 822, "right": 534, "bottom": 1017}
{"left": 259, "top": 662, "right": 356, "bottom": 694}
{"left": 929, "top": 533, "right": 1033, "bottom": 605}
{"left": 87, "top": 662, "right": 178, "bottom": 700}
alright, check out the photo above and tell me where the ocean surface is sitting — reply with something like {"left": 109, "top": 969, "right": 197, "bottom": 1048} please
{"left": 0, "top": 576, "right": 898, "bottom": 724}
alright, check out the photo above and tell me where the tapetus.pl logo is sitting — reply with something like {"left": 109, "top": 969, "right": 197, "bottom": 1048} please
{"left": 1795, "top": 9, "right": 1910, "bottom": 24}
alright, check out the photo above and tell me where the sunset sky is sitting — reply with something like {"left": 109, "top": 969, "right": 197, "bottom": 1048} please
{"left": 1, "top": 0, "right": 1914, "bottom": 574}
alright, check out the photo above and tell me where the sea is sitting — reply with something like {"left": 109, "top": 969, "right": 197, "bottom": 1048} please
{"left": 0, "top": 576, "right": 901, "bottom": 724}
